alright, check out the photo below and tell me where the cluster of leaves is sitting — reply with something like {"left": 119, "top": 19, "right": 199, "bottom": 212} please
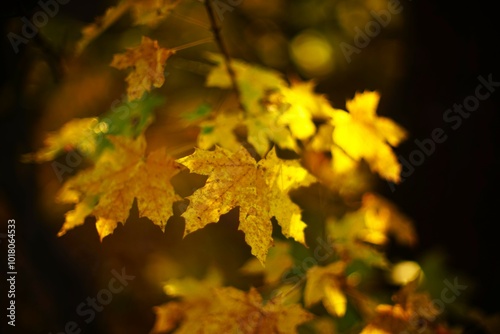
{"left": 26, "top": 0, "right": 458, "bottom": 333}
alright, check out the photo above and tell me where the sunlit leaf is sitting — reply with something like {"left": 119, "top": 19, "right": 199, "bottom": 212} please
{"left": 111, "top": 36, "right": 174, "bottom": 101}
{"left": 331, "top": 91, "right": 407, "bottom": 182}
{"left": 305, "top": 261, "right": 347, "bottom": 317}
{"left": 177, "top": 146, "right": 316, "bottom": 264}
{"left": 152, "top": 286, "right": 312, "bottom": 334}
{"left": 57, "top": 135, "right": 182, "bottom": 239}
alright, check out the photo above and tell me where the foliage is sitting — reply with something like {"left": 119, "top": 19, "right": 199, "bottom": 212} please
{"left": 23, "top": 0, "right": 469, "bottom": 333}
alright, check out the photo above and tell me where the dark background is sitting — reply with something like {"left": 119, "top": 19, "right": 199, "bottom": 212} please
{"left": 1, "top": 0, "right": 499, "bottom": 333}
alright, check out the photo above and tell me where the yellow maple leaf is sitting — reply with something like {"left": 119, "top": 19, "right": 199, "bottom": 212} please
{"left": 326, "top": 193, "right": 415, "bottom": 267}
{"left": 361, "top": 193, "right": 416, "bottom": 247}
{"left": 272, "top": 81, "right": 335, "bottom": 139}
{"left": 205, "top": 53, "right": 286, "bottom": 113}
{"left": 245, "top": 109, "right": 299, "bottom": 156}
{"left": 23, "top": 118, "right": 104, "bottom": 162}
{"left": 57, "top": 135, "right": 182, "bottom": 239}
{"left": 152, "top": 286, "right": 313, "bottom": 334}
{"left": 111, "top": 36, "right": 174, "bottom": 101}
{"left": 305, "top": 261, "right": 347, "bottom": 317}
{"left": 361, "top": 275, "right": 440, "bottom": 334}
{"left": 197, "top": 111, "right": 242, "bottom": 152}
{"left": 177, "top": 146, "right": 316, "bottom": 264}
{"left": 309, "top": 123, "right": 358, "bottom": 176}
{"left": 331, "top": 91, "right": 407, "bottom": 182}
{"left": 205, "top": 55, "right": 339, "bottom": 156}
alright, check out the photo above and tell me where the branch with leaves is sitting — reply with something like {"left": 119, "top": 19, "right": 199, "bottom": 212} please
{"left": 24, "top": 1, "right": 465, "bottom": 333}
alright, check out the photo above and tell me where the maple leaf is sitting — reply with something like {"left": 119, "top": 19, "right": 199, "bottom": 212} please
{"left": 326, "top": 216, "right": 389, "bottom": 269}
{"left": 205, "top": 53, "right": 286, "bottom": 113}
{"left": 205, "top": 55, "right": 340, "bottom": 156}
{"left": 111, "top": 36, "right": 174, "bottom": 101}
{"left": 57, "top": 135, "right": 182, "bottom": 239}
{"left": 361, "top": 275, "right": 440, "bottom": 334}
{"left": 326, "top": 193, "right": 415, "bottom": 268}
{"left": 331, "top": 91, "right": 407, "bottom": 182}
{"left": 152, "top": 286, "right": 313, "bottom": 334}
{"left": 305, "top": 261, "right": 348, "bottom": 317}
{"left": 309, "top": 123, "right": 358, "bottom": 176}
{"left": 177, "top": 146, "right": 316, "bottom": 264}
{"left": 361, "top": 193, "right": 416, "bottom": 247}
{"left": 244, "top": 109, "right": 299, "bottom": 156}
{"left": 24, "top": 94, "right": 163, "bottom": 166}
{"left": 270, "top": 81, "right": 335, "bottom": 140}
{"left": 197, "top": 110, "right": 243, "bottom": 152}
{"left": 23, "top": 118, "right": 103, "bottom": 163}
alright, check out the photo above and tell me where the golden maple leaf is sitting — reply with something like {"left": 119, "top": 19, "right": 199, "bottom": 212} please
{"left": 361, "top": 275, "right": 441, "bottom": 334}
{"left": 204, "top": 55, "right": 346, "bottom": 157}
{"left": 244, "top": 109, "right": 299, "bottom": 156}
{"left": 271, "top": 81, "right": 335, "bottom": 140}
{"left": 111, "top": 36, "right": 174, "bottom": 101}
{"left": 197, "top": 110, "right": 242, "bottom": 152}
{"left": 57, "top": 135, "right": 182, "bottom": 239}
{"left": 23, "top": 118, "right": 103, "bottom": 162}
{"left": 331, "top": 91, "right": 407, "bottom": 182}
{"left": 205, "top": 53, "right": 286, "bottom": 113}
{"left": 152, "top": 286, "right": 312, "bottom": 334}
{"left": 177, "top": 145, "right": 316, "bottom": 264}
{"left": 326, "top": 193, "right": 415, "bottom": 268}
{"left": 304, "top": 261, "right": 348, "bottom": 317}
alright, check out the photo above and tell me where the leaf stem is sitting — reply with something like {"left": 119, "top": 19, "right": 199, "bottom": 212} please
{"left": 170, "top": 37, "right": 214, "bottom": 52}
{"left": 203, "top": 0, "right": 245, "bottom": 112}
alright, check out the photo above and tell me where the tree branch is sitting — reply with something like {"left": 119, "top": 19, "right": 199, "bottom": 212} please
{"left": 204, "top": 0, "right": 245, "bottom": 112}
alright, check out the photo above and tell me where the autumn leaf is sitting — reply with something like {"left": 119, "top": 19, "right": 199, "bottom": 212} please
{"left": 204, "top": 55, "right": 342, "bottom": 156}
{"left": 111, "top": 36, "right": 174, "bottom": 101}
{"left": 177, "top": 146, "right": 316, "bottom": 264}
{"left": 24, "top": 94, "right": 163, "bottom": 166}
{"left": 57, "top": 135, "right": 182, "bottom": 239}
{"left": 326, "top": 215, "right": 389, "bottom": 269}
{"left": 205, "top": 52, "right": 286, "bottom": 113}
{"left": 305, "top": 261, "right": 347, "bottom": 317}
{"left": 271, "top": 81, "right": 335, "bottom": 140}
{"left": 23, "top": 118, "right": 103, "bottom": 163}
{"left": 197, "top": 110, "right": 243, "bottom": 152}
{"left": 204, "top": 53, "right": 298, "bottom": 155}
{"left": 331, "top": 91, "right": 407, "bottom": 182}
{"left": 361, "top": 275, "right": 440, "bottom": 334}
{"left": 326, "top": 193, "right": 415, "bottom": 268}
{"left": 361, "top": 193, "right": 416, "bottom": 247}
{"left": 152, "top": 286, "right": 313, "bottom": 334}
{"left": 244, "top": 109, "right": 299, "bottom": 156}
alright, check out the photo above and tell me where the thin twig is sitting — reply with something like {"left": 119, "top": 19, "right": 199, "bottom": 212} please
{"left": 172, "top": 11, "right": 211, "bottom": 30}
{"left": 203, "top": 0, "right": 245, "bottom": 112}
{"left": 170, "top": 37, "right": 214, "bottom": 52}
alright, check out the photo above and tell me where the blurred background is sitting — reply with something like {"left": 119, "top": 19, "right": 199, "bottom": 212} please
{"left": 1, "top": 0, "right": 499, "bottom": 333}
